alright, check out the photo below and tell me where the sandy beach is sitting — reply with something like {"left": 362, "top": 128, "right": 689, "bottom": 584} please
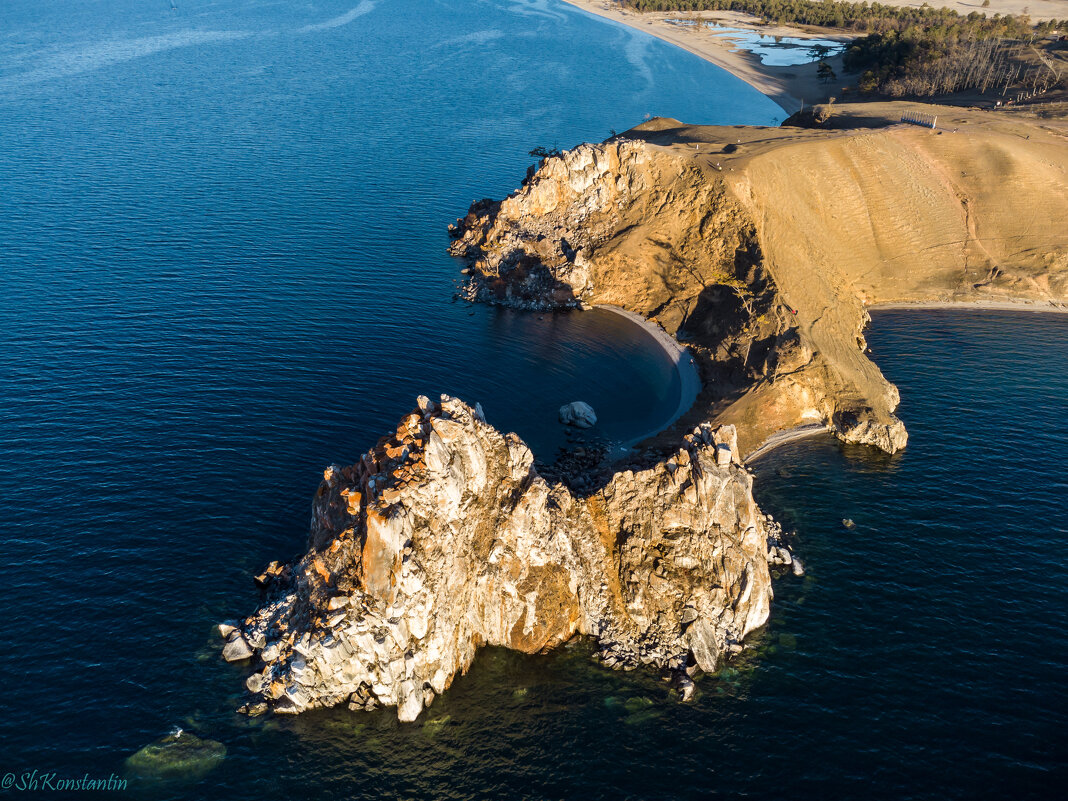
{"left": 595, "top": 304, "right": 702, "bottom": 445}
{"left": 744, "top": 423, "right": 833, "bottom": 461}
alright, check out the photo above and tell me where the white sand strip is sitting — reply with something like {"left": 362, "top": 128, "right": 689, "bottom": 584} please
{"left": 745, "top": 423, "right": 833, "bottom": 462}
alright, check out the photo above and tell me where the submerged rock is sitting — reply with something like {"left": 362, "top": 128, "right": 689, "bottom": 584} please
{"left": 671, "top": 671, "right": 696, "bottom": 701}
{"left": 224, "top": 396, "right": 773, "bottom": 721}
{"left": 125, "top": 730, "right": 226, "bottom": 782}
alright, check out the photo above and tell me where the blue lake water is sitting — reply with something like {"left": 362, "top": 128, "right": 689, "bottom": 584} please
{"left": 1, "top": 1, "right": 1065, "bottom": 798}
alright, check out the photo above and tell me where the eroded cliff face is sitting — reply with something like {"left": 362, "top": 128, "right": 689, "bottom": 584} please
{"left": 448, "top": 107, "right": 1068, "bottom": 456}
{"left": 223, "top": 396, "right": 774, "bottom": 721}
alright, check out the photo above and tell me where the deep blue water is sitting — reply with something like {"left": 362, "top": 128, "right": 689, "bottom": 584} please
{"left": 1, "top": 1, "right": 1065, "bottom": 799}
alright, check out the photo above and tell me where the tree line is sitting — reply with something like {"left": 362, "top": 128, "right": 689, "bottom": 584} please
{"left": 621, "top": 0, "right": 1063, "bottom": 35}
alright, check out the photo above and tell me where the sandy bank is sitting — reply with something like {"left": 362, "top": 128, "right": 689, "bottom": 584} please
{"left": 559, "top": 0, "right": 848, "bottom": 114}
{"left": 870, "top": 299, "right": 1068, "bottom": 314}
{"left": 595, "top": 304, "right": 702, "bottom": 446}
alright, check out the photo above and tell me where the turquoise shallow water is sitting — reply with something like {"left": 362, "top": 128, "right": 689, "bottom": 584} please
{"left": 669, "top": 20, "right": 845, "bottom": 66}
{"left": 1, "top": 0, "right": 1066, "bottom": 798}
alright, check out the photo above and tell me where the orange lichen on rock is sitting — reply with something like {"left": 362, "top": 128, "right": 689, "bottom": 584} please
{"left": 312, "top": 558, "right": 332, "bottom": 584}
{"left": 340, "top": 487, "right": 362, "bottom": 516}
{"left": 361, "top": 507, "right": 403, "bottom": 599}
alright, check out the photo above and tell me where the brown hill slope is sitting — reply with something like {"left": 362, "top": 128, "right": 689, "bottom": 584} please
{"left": 449, "top": 103, "right": 1068, "bottom": 456}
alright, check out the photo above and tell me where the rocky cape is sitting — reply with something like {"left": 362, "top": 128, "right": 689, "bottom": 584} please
{"left": 221, "top": 102, "right": 1066, "bottom": 722}
{"left": 222, "top": 396, "right": 795, "bottom": 721}
{"left": 448, "top": 102, "right": 1068, "bottom": 456}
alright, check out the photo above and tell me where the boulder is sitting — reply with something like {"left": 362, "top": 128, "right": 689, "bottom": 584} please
{"left": 685, "top": 618, "right": 719, "bottom": 674}
{"left": 558, "top": 401, "right": 597, "bottom": 428}
{"left": 397, "top": 682, "right": 424, "bottom": 723}
{"left": 245, "top": 671, "right": 266, "bottom": 694}
{"left": 260, "top": 643, "right": 279, "bottom": 663}
{"left": 217, "top": 622, "right": 238, "bottom": 639}
{"left": 221, "top": 633, "right": 254, "bottom": 662}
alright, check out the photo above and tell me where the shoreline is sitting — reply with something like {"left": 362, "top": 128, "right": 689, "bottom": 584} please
{"left": 559, "top": 0, "right": 848, "bottom": 114}
{"left": 450, "top": 98, "right": 1068, "bottom": 465}
{"left": 741, "top": 299, "right": 1068, "bottom": 461}
{"left": 744, "top": 423, "right": 833, "bottom": 461}
{"left": 594, "top": 304, "right": 702, "bottom": 446}
{"left": 869, "top": 299, "right": 1068, "bottom": 314}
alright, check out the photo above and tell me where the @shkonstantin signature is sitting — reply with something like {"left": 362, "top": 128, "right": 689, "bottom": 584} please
{"left": 2, "top": 771, "right": 127, "bottom": 792}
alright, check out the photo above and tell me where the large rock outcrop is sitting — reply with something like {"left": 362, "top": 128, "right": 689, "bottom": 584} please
{"left": 448, "top": 105, "right": 1068, "bottom": 456}
{"left": 224, "top": 396, "right": 773, "bottom": 721}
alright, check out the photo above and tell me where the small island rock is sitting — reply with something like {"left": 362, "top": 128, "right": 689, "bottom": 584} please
{"left": 558, "top": 401, "right": 597, "bottom": 428}
{"left": 223, "top": 397, "right": 775, "bottom": 721}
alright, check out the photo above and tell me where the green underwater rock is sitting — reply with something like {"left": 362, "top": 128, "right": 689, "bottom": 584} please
{"left": 624, "top": 696, "right": 654, "bottom": 713}
{"left": 125, "top": 730, "right": 226, "bottom": 782}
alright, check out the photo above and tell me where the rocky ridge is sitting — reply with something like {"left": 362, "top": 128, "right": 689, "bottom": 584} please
{"left": 223, "top": 395, "right": 783, "bottom": 721}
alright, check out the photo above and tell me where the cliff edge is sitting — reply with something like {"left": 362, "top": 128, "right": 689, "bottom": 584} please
{"left": 449, "top": 103, "right": 1068, "bottom": 455}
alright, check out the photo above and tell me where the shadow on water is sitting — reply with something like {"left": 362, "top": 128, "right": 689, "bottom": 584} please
{"left": 195, "top": 638, "right": 790, "bottom": 794}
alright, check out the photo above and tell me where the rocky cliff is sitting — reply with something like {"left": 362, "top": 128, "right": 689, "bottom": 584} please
{"left": 222, "top": 396, "right": 779, "bottom": 721}
{"left": 449, "top": 103, "right": 1068, "bottom": 456}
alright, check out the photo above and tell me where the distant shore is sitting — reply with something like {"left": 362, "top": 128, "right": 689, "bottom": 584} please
{"left": 558, "top": 0, "right": 1068, "bottom": 115}
{"left": 559, "top": 0, "right": 849, "bottom": 114}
